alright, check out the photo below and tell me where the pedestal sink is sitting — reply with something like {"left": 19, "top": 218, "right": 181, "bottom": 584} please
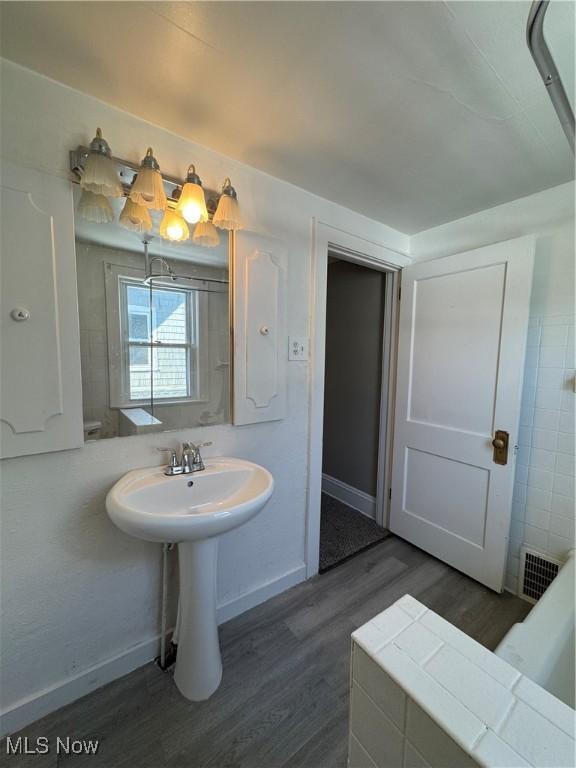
{"left": 105, "top": 458, "right": 274, "bottom": 701}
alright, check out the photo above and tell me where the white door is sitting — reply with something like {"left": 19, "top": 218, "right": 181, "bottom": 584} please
{"left": 390, "top": 236, "right": 534, "bottom": 592}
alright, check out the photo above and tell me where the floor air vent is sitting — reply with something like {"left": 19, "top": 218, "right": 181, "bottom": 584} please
{"left": 519, "top": 546, "right": 562, "bottom": 603}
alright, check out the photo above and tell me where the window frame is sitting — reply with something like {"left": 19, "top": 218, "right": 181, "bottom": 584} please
{"left": 104, "top": 262, "right": 210, "bottom": 408}
{"left": 126, "top": 302, "right": 153, "bottom": 372}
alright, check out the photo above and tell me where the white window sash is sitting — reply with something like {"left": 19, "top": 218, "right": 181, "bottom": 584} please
{"left": 105, "top": 263, "right": 211, "bottom": 408}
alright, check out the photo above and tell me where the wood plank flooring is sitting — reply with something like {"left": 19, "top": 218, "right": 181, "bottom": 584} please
{"left": 3, "top": 536, "right": 531, "bottom": 768}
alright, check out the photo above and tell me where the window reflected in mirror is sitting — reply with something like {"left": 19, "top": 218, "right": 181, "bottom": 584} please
{"left": 74, "top": 188, "right": 230, "bottom": 441}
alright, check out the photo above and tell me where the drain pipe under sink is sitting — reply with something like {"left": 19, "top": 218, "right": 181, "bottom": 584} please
{"left": 158, "top": 542, "right": 178, "bottom": 670}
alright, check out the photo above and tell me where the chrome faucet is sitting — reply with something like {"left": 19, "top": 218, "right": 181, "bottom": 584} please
{"left": 157, "top": 441, "right": 212, "bottom": 476}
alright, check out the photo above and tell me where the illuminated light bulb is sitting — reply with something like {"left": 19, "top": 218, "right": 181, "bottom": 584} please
{"left": 129, "top": 148, "right": 167, "bottom": 210}
{"left": 180, "top": 197, "right": 204, "bottom": 224}
{"left": 159, "top": 208, "right": 190, "bottom": 243}
{"left": 177, "top": 165, "right": 208, "bottom": 224}
{"left": 119, "top": 197, "right": 152, "bottom": 233}
{"left": 212, "top": 178, "right": 243, "bottom": 231}
{"left": 77, "top": 190, "right": 115, "bottom": 224}
{"left": 80, "top": 128, "right": 122, "bottom": 198}
{"left": 167, "top": 221, "right": 185, "bottom": 240}
{"left": 193, "top": 220, "right": 220, "bottom": 248}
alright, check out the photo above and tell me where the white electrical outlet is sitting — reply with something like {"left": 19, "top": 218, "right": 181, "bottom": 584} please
{"left": 289, "top": 336, "right": 309, "bottom": 361}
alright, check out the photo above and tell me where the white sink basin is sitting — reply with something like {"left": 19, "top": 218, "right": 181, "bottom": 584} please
{"left": 106, "top": 458, "right": 274, "bottom": 543}
{"left": 105, "top": 457, "right": 274, "bottom": 702}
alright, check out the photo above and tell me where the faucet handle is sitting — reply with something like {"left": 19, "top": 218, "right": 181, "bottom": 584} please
{"left": 181, "top": 441, "right": 212, "bottom": 451}
{"left": 157, "top": 447, "right": 179, "bottom": 467}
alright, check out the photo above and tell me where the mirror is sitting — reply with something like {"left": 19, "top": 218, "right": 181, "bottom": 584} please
{"left": 74, "top": 188, "right": 230, "bottom": 441}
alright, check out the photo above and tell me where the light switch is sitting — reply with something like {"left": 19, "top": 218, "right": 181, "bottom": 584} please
{"left": 289, "top": 336, "right": 309, "bottom": 361}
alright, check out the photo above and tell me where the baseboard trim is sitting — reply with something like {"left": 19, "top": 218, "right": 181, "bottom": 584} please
{"left": 0, "top": 564, "right": 307, "bottom": 738}
{"left": 322, "top": 473, "right": 376, "bottom": 519}
{"left": 217, "top": 564, "right": 307, "bottom": 624}
{"left": 0, "top": 633, "right": 164, "bottom": 738}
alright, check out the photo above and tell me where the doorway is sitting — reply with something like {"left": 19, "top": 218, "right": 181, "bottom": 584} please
{"left": 307, "top": 225, "right": 533, "bottom": 591}
{"left": 306, "top": 221, "right": 407, "bottom": 579}
{"left": 319, "top": 256, "right": 389, "bottom": 571}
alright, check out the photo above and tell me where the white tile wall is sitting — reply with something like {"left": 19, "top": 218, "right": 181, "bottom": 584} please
{"left": 348, "top": 596, "right": 576, "bottom": 768}
{"left": 508, "top": 224, "right": 575, "bottom": 594}
{"left": 405, "top": 701, "right": 478, "bottom": 768}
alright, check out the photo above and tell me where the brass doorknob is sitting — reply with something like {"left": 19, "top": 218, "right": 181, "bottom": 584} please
{"left": 492, "top": 438, "right": 505, "bottom": 449}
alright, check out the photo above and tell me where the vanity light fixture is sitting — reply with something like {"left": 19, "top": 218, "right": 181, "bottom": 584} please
{"left": 70, "top": 137, "right": 243, "bottom": 240}
{"left": 192, "top": 220, "right": 220, "bottom": 248}
{"left": 80, "top": 128, "right": 122, "bottom": 198}
{"left": 177, "top": 165, "right": 209, "bottom": 224}
{"left": 130, "top": 148, "right": 167, "bottom": 210}
{"left": 77, "top": 189, "right": 115, "bottom": 224}
{"left": 119, "top": 196, "right": 153, "bottom": 233}
{"left": 213, "top": 178, "right": 244, "bottom": 231}
{"left": 160, "top": 207, "right": 190, "bottom": 243}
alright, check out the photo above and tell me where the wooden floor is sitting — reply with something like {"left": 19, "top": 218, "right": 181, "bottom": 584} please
{"left": 5, "top": 536, "right": 531, "bottom": 768}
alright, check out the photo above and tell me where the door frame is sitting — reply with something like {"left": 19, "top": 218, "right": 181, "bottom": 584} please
{"left": 305, "top": 220, "right": 410, "bottom": 577}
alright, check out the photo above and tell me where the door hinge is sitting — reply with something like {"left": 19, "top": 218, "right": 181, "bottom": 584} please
{"left": 398, "top": 285, "right": 401, "bottom": 301}
{"left": 388, "top": 488, "right": 392, "bottom": 500}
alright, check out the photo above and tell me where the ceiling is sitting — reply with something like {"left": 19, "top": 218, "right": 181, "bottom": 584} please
{"left": 1, "top": 1, "right": 574, "bottom": 234}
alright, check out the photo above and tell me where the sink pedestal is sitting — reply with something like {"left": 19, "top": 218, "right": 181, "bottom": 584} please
{"left": 106, "top": 458, "right": 274, "bottom": 701}
{"left": 173, "top": 538, "right": 222, "bottom": 701}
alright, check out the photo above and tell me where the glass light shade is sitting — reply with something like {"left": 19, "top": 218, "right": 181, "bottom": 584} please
{"left": 77, "top": 190, "right": 115, "bottom": 224}
{"left": 119, "top": 197, "right": 152, "bottom": 233}
{"left": 192, "top": 220, "right": 220, "bottom": 248}
{"left": 177, "top": 182, "right": 208, "bottom": 224}
{"left": 212, "top": 193, "right": 243, "bottom": 231}
{"left": 129, "top": 148, "right": 167, "bottom": 210}
{"left": 212, "top": 179, "right": 244, "bottom": 230}
{"left": 80, "top": 128, "right": 122, "bottom": 197}
{"left": 159, "top": 209, "right": 190, "bottom": 243}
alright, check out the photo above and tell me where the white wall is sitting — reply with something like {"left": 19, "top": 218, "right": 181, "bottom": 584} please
{"left": 411, "top": 186, "right": 575, "bottom": 594}
{"left": 0, "top": 59, "right": 409, "bottom": 732}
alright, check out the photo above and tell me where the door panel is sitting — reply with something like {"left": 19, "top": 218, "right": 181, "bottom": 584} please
{"left": 390, "top": 236, "right": 534, "bottom": 592}
{"left": 404, "top": 448, "right": 489, "bottom": 547}
{"left": 232, "top": 232, "right": 287, "bottom": 425}
{"left": 0, "top": 160, "right": 83, "bottom": 458}
{"left": 409, "top": 264, "right": 505, "bottom": 434}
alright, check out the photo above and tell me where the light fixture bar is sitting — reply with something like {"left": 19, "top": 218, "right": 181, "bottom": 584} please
{"left": 69, "top": 146, "right": 220, "bottom": 215}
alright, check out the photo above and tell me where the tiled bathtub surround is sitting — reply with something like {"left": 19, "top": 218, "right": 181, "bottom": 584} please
{"left": 509, "top": 224, "right": 575, "bottom": 594}
{"left": 348, "top": 596, "right": 575, "bottom": 768}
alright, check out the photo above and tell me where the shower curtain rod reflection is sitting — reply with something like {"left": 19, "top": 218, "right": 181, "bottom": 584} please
{"left": 142, "top": 244, "right": 229, "bottom": 286}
